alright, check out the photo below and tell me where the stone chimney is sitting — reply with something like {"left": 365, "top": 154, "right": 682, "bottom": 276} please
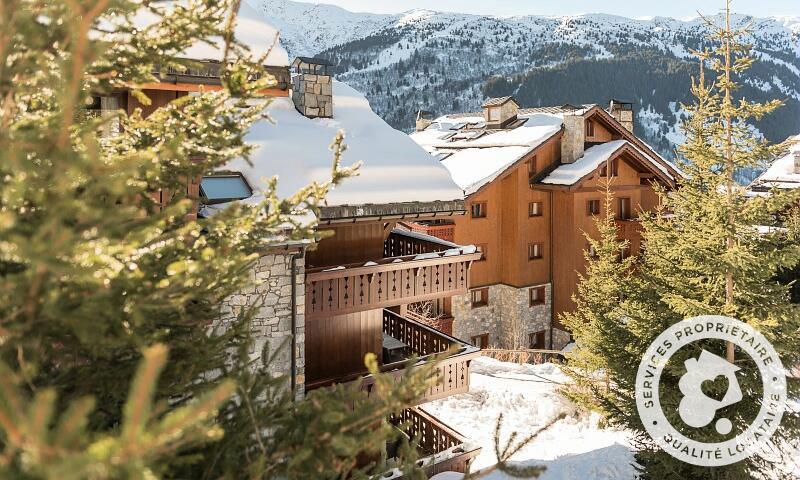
{"left": 291, "top": 57, "right": 333, "bottom": 118}
{"left": 561, "top": 113, "right": 585, "bottom": 164}
{"left": 483, "top": 96, "right": 519, "bottom": 128}
{"left": 608, "top": 99, "right": 634, "bottom": 133}
{"left": 794, "top": 151, "right": 800, "bottom": 174}
{"left": 416, "top": 110, "right": 433, "bottom": 132}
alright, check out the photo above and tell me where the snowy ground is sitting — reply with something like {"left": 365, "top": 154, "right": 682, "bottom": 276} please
{"left": 426, "top": 357, "right": 800, "bottom": 479}
{"left": 424, "top": 357, "right": 637, "bottom": 479}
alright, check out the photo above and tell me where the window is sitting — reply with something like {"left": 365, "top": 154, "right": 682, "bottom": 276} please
{"left": 619, "top": 197, "right": 632, "bottom": 220}
{"left": 528, "top": 243, "right": 543, "bottom": 260}
{"left": 529, "top": 330, "right": 547, "bottom": 350}
{"left": 488, "top": 107, "right": 500, "bottom": 122}
{"left": 587, "top": 199, "right": 601, "bottom": 216}
{"left": 600, "top": 159, "right": 619, "bottom": 178}
{"left": 586, "top": 120, "right": 595, "bottom": 137}
{"left": 200, "top": 174, "right": 253, "bottom": 204}
{"left": 470, "top": 288, "right": 489, "bottom": 308}
{"left": 471, "top": 333, "right": 490, "bottom": 349}
{"left": 476, "top": 243, "right": 487, "bottom": 261}
{"left": 587, "top": 243, "right": 598, "bottom": 259}
{"left": 86, "top": 95, "right": 121, "bottom": 138}
{"left": 471, "top": 201, "right": 487, "bottom": 218}
{"left": 529, "top": 286, "right": 545, "bottom": 306}
{"left": 528, "top": 201, "right": 543, "bottom": 217}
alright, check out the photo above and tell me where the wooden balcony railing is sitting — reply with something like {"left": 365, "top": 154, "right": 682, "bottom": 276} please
{"left": 384, "top": 229, "right": 458, "bottom": 258}
{"left": 307, "top": 310, "right": 480, "bottom": 404}
{"left": 365, "top": 310, "right": 478, "bottom": 403}
{"left": 306, "top": 248, "right": 481, "bottom": 320}
{"left": 384, "top": 407, "right": 481, "bottom": 478}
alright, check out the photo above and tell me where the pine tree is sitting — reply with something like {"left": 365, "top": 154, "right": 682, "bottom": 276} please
{"left": 561, "top": 181, "right": 639, "bottom": 414}
{"left": 0, "top": 1, "right": 436, "bottom": 478}
{"left": 564, "top": 2, "right": 800, "bottom": 478}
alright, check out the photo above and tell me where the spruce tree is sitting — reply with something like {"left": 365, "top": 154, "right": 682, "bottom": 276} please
{"left": 0, "top": 1, "right": 435, "bottom": 478}
{"left": 564, "top": 2, "right": 800, "bottom": 478}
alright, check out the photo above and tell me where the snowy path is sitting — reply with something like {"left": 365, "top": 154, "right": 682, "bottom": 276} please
{"left": 424, "top": 357, "right": 637, "bottom": 479}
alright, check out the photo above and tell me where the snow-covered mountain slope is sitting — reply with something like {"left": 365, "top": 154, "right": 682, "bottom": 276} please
{"left": 257, "top": 1, "right": 800, "bottom": 162}
{"left": 258, "top": 0, "right": 395, "bottom": 57}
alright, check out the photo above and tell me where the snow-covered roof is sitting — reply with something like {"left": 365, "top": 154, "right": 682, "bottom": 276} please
{"left": 120, "top": 2, "right": 290, "bottom": 66}
{"left": 222, "top": 81, "right": 465, "bottom": 209}
{"left": 751, "top": 134, "right": 800, "bottom": 190}
{"left": 412, "top": 104, "right": 678, "bottom": 195}
{"left": 410, "top": 112, "right": 563, "bottom": 194}
{"left": 125, "top": 1, "right": 289, "bottom": 66}
{"left": 541, "top": 140, "right": 674, "bottom": 186}
{"left": 183, "top": 0, "right": 289, "bottom": 66}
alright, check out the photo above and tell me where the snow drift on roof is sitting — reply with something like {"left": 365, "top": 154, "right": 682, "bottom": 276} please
{"left": 411, "top": 113, "right": 563, "bottom": 194}
{"left": 127, "top": 1, "right": 289, "bottom": 66}
{"left": 541, "top": 140, "right": 674, "bottom": 186}
{"left": 541, "top": 140, "right": 628, "bottom": 185}
{"left": 441, "top": 146, "right": 533, "bottom": 193}
{"left": 752, "top": 134, "right": 800, "bottom": 188}
{"left": 222, "top": 81, "right": 465, "bottom": 207}
{"left": 185, "top": 1, "right": 289, "bottom": 65}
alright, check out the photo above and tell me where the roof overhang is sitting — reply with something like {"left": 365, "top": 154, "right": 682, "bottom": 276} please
{"left": 464, "top": 128, "right": 565, "bottom": 199}
{"left": 536, "top": 142, "right": 676, "bottom": 191}
{"left": 582, "top": 106, "right": 683, "bottom": 181}
{"left": 318, "top": 200, "right": 467, "bottom": 225}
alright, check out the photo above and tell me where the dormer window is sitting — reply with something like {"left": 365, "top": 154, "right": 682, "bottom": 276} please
{"left": 482, "top": 96, "right": 519, "bottom": 126}
{"left": 200, "top": 173, "right": 252, "bottom": 205}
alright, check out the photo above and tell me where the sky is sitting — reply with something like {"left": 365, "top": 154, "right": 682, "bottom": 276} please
{"left": 307, "top": 1, "right": 799, "bottom": 19}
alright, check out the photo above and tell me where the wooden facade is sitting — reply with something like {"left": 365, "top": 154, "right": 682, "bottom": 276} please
{"left": 450, "top": 106, "right": 679, "bottom": 342}
{"left": 452, "top": 135, "right": 562, "bottom": 289}
{"left": 119, "top": 63, "right": 481, "bottom": 476}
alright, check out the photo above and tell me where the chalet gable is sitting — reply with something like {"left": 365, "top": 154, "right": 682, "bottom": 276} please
{"left": 582, "top": 106, "right": 682, "bottom": 180}
{"left": 538, "top": 140, "right": 675, "bottom": 190}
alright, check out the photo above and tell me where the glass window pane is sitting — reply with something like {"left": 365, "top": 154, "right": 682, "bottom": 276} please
{"left": 200, "top": 175, "right": 252, "bottom": 203}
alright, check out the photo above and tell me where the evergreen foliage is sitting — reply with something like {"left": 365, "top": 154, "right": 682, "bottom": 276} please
{"left": 564, "top": 3, "right": 800, "bottom": 478}
{"left": 0, "top": 0, "right": 437, "bottom": 478}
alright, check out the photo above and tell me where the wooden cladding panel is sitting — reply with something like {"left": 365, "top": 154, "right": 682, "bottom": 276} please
{"left": 305, "top": 309, "right": 382, "bottom": 385}
{"left": 306, "top": 258, "right": 473, "bottom": 319}
{"left": 307, "top": 223, "right": 385, "bottom": 268}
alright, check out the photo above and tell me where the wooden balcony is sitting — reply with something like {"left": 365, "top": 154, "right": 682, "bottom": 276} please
{"left": 384, "top": 228, "right": 458, "bottom": 257}
{"left": 383, "top": 407, "right": 481, "bottom": 478}
{"left": 306, "top": 247, "right": 481, "bottom": 320}
{"left": 307, "top": 310, "right": 480, "bottom": 404}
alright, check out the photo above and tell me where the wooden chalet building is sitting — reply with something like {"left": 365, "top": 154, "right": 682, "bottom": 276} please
{"left": 92, "top": 4, "right": 484, "bottom": 475}
{"left": 411, "top": 96, "right": 682, "bottom": 351}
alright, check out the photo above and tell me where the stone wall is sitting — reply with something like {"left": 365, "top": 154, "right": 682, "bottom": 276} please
{"left": 217, "top": 252, "right": 305, "bottom": 399}
{"left": 552, "top": 327, "right": 572, "bottom": 351}
{"left": 561, "top": 114, "right": 585, "bottom": 163}
{"left": 292, "top": 73, "right": 333, "bottom": 118}
{"left": 451, "top": 283, "right": 554, "bottom": 349}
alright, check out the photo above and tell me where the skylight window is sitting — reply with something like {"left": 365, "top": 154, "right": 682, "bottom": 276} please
{"left": 200, "top": 174, "right": 253, "bottom": 204}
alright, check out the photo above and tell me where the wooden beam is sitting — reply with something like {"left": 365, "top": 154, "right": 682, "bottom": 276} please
{"left": 137, "top": 82, "right": 289, "bottom": 97}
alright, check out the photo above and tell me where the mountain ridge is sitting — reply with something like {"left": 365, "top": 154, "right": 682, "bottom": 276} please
{"left": 256, "top": 0, "right": 800, "bottom": 174}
